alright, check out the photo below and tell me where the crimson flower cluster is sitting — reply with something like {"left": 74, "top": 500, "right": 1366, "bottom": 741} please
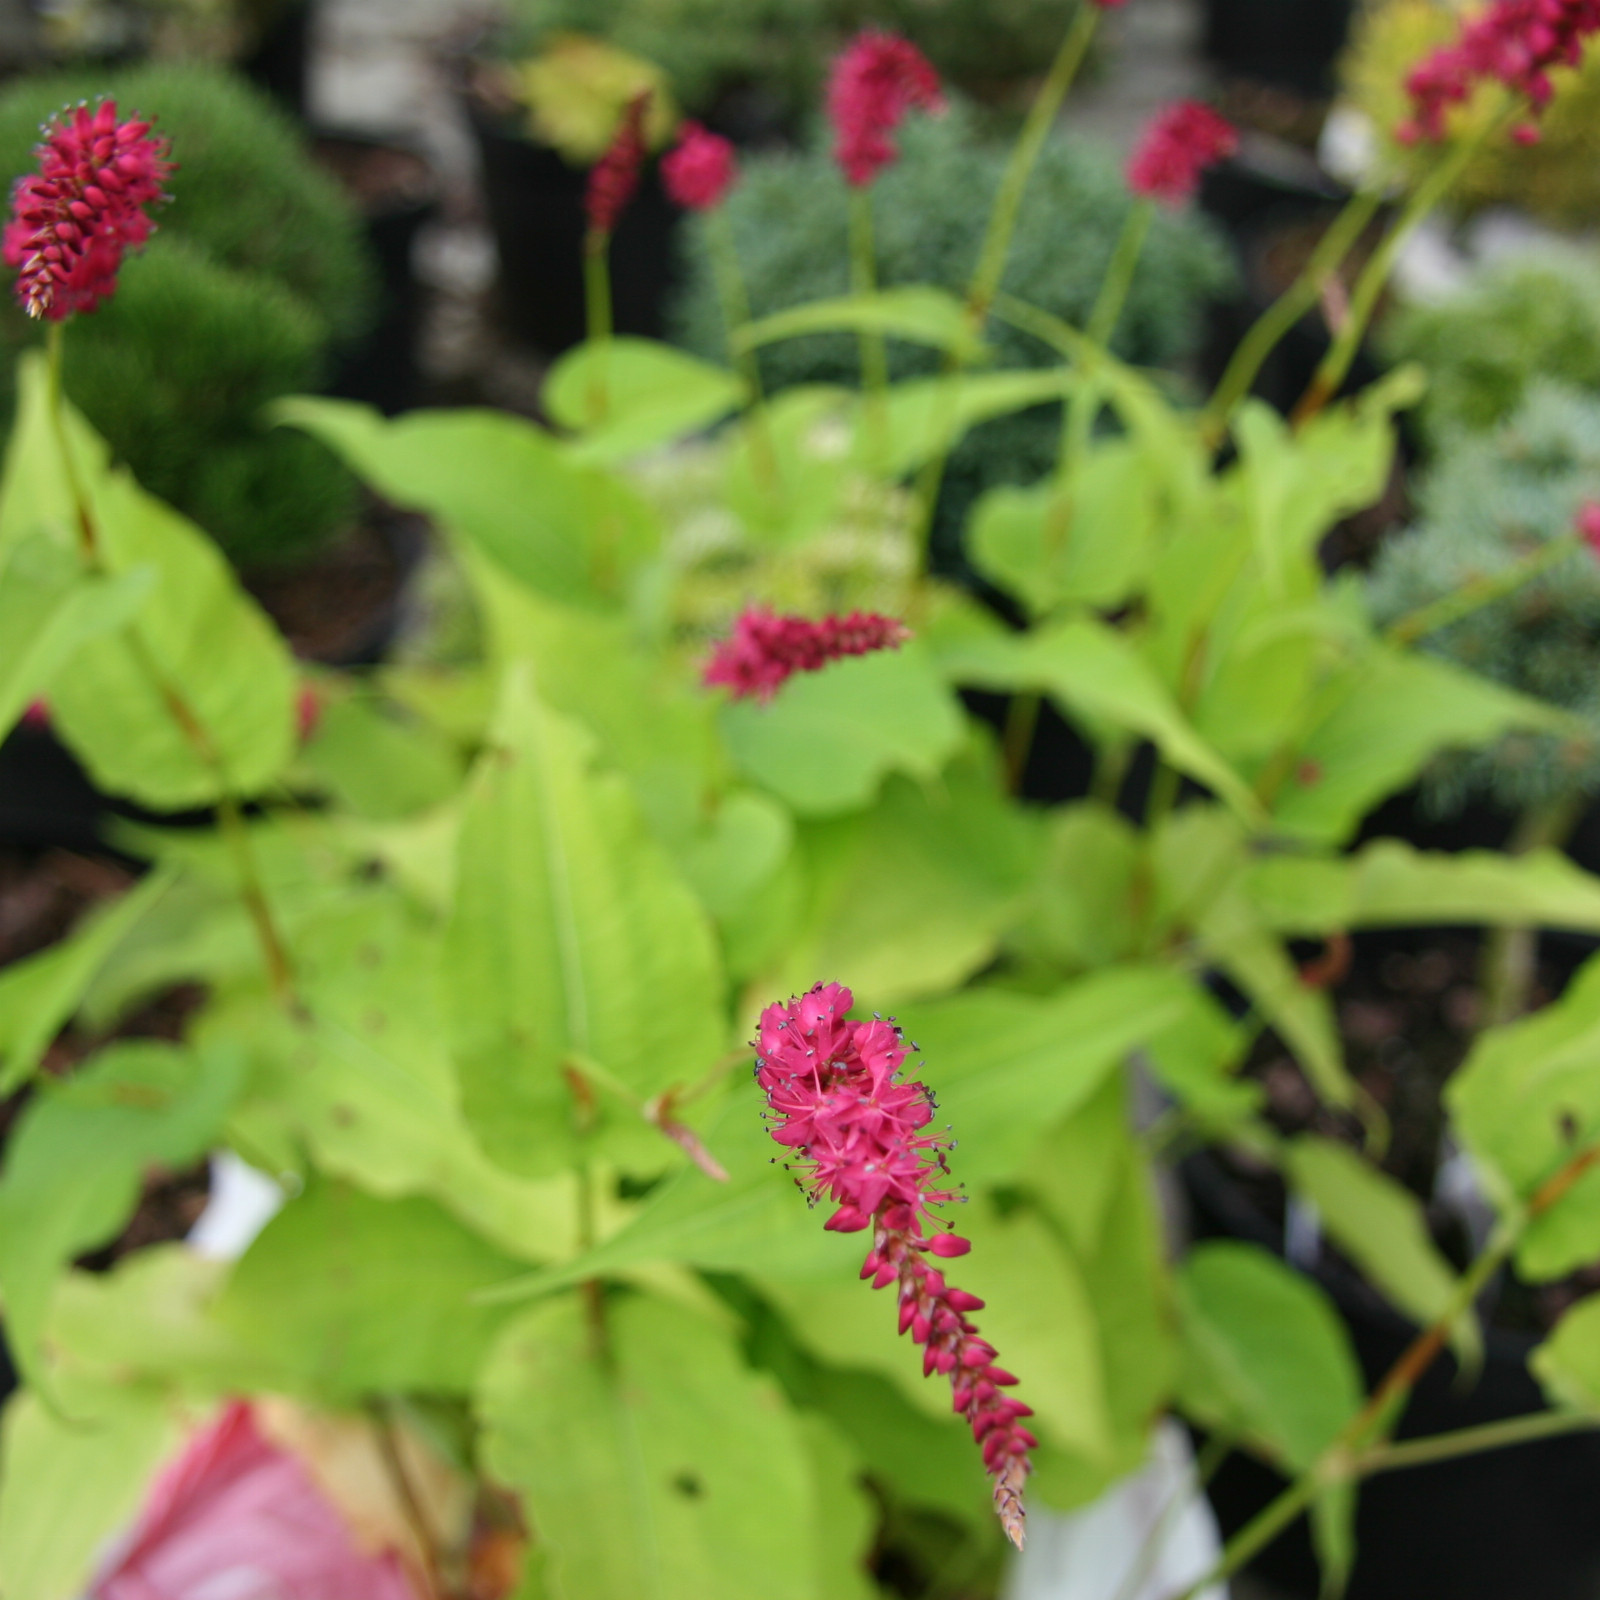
{"left": 703, "top": 607, "right": 909, "bottom": 704}
{"left": 662, "top": 122, "right": 737, "bottom": 212}
{"left": 1400, "top": 0, "right": 1600, "bottom": 143}
{"left": 1126, "top": 100, "right": 1238, "bottom": 206}
{"left": 5, "top": 98, "right": 170, "bottom": 321}
{"left": 585, "top": 91, "right": 652, "bottom": 237}
{"left": 1577, "top": 501, "right": 1600, "bottom": 559}
{"left": 755, "top": 985, "right": 1034, "bottom": 1548}
{"left": 827, "top": 31, "right": 945, "bottom": 188}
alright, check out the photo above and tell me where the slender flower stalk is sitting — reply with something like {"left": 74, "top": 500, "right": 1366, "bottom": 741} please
{"left": 704, "top": 608, "right": 909, "bottom": 704}
{"left": 754, "top": 984, "right": 1034, "bottom": 1547}
{"left": 582, "top": 90, "right": 652, "bottom": 364}
{"left": 5, "top": 98, "right": 170, "bottom": 321}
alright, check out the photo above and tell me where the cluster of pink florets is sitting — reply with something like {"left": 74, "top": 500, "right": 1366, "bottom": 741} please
{"left": 585, "top": 91, "right": 652, "bottom": 236}
{"left": 662, "top": 121, "right": 737, "bottom": 212}
{"left": 1399, "top": 0, "right": 1600, "bottom": 144}
{"left": 703, "top": 607, "right": 909, "bottom": 704}
{"left": 1126, "top": 100, "right": 1238, "bottom": 206}
{"left": 4, "top": 98, "right": 170, "bottom": 321}
{"left": 755, "top": 984, "right": 1034, "bottom": 1548}
{"left": 827, "top": 31, "right": 945, "bottom": 188}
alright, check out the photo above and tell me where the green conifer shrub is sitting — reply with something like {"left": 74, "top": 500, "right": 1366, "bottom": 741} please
{"left": 0, "top": 61, "right": 375, "bottom": 566}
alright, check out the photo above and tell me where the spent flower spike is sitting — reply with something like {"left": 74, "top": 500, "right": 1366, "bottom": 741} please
{"left": 755, "top": 984, "right": 1034, "bottom": 1546}
{"left": 1400, "top": 0, "right": 1600, "bottom": 143}
{"left": 827, "top": 31, "right": 945, "bottom": 188}
{"left": 585, "top": 90, "right": 652, "bottom": 237}
{"left": 1126, "top": 101, "right": 1238, "bottom": 206}
{"left": 662, "top": 122, "right": 737, "bottom": 211}
{"left": 703, "top": 607, "right": 910, "bottom": 704}
{"left": 6, "top": 98, "right": 171, "bottom": 321}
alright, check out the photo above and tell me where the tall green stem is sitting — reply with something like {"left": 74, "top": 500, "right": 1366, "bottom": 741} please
{"left": 1291, "top": 125, "right": 1493, "bottom": 428}
{"left": 849, "top": 187, "right": 891, "bottom": 468}
{"left": 1088, "top": 199, "right": 1153, "bottom": 350}
{"left": 1201, "top": 188, "right": 1381, "bottom": 441}
{"left": 1387, "top": 533, "right": 1579, "bottom": 646}
{"left": 582, "top": 229, "right": 614, "bottom": 424}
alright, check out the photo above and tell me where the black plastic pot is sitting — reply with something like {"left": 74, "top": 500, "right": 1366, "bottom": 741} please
{"left": 1201, "top": 0, "right": 1357, "bottom": 97}
{"left": 467, "top": 101, "right": 683, "bottom": 357}
{"left": 1183, "top": 1151, "right": 1600, "bottom": 1600}
{"left": 316, "top": 131, "right": 441, "bottom": 416}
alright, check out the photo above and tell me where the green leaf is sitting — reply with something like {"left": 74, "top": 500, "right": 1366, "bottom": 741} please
{"left": 720, "top": 640, "right": 964, "bottom": 816}
{"left": 1008, "top": 801, "right": 1142, "bottom": 972}
{"left": 0, "top": 1382, "right": 185, "bottom": 1600}
{"left": 1284, "top": 1136, "right": 1478, "bottom": 1362}
{"left": 446, "top": 666, "right": 726, "bottom": 1176}
{"left": 1531, "top": 1295, "right": 1600, "bottom": 1413}
{"left": 0, "top": 1039, "right": 244, "bottom": 1386}
{"left": 1447, "top": 954, "right": 1600, "bottom": 1280}
{"left": 1142, "top": 982, "right": 1262, "bottom": 1129}
{"left": 879, "top": 369, "right": 1075, "bottom": 479}
{"left": 276, "top": 398, "right": 658, "bottom": 609}
{"left": 479, "top": 1293, "right": 820, "bottom": 1600}
{"left": 1268, "top": 642, "right": 1574, "bottom": 845}
{"left": 677, "top": 788, "right": 794, "bottom": 923}
{"left": 10, "top": 361, "right": 298, "bottom": 807}
{"left": 933, "top": 616, "right": 1263, "bottom": 823}
{"left": 773, "top": 760, "right": 1037, "bottom": 1004}
{"left": 1175, "top": 1242, "right": 1362, "bottom": 1592}
{"left": 300, "top": 692, "right": 465, "bottom": 821}
{"left": 544, "top": 337, "right": 745, "bottom": 459}
{"left": 736, "top": 286, "right": 982, "bottom": 362}
{"left": 969, "top": 440, "right": 1160, "bottom": 616}
{"left": 1241, "top": 841, "right": 1600, "bottom": 938}
{"left": 797, "top": 1414, "right": 880, "bottom": 1600}
{"left": 0, "top": 866, "right": 176, "bottom": 1094}
{"left": 0, "top": 534, "right": 152, "bottom": 742}
{"left": 215, "top": 1179, "right": 526, "bottom": 1401}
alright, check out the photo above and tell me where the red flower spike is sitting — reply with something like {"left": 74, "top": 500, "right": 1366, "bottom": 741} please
{"left": 827, "top": 30, "right": 945, "bottom": 188}
{"left": 1126, "top": 101, "right": 1238, "bottom": 206}
{"left": 662, "top": 121, "right": 736, "bottom": 211}
{"left": 585, "top": 91, "right": 652, "bottom": 237}
{"left": 1578, "top": 501, "right": 1600, "bottom": 559}
{"left": 6, "top": 98, "right": 171, "bottom": 321}
{"left": 753, "top": 983, "right": 1033, "bottom": 1549}
{"left": 703, "top": 607, "right": 910, "bottom": 704}
{"left": 1399, "top": 0, "right": 1600, "bottom": 144}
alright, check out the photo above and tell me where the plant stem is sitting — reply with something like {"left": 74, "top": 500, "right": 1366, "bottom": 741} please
{"left": 1290, "top": 126, "right": 1491, "bottom": 428}
{"left": 708, "top": 207, "right": 781, "bottom": 499}
{"left": 849, "top": 186, "right": 891, "bottom": 469}
{"left": 45, "top": 322, "right": 98, "bottom": 562}
{"left": 582, "top": 229, "right": 614, "bottom": 424}
{"left": 966, "top": 2, "right": 1099, "bottom": 324}
{"left": 1089, "top": 199, "right": 1154, "bottom": 350}
{"left": 1168, "top": 1139, "right": 1600, "bottom": 1600}
{"left": 367, "top": 1399, "right": 449, "bottom": 1600}
{"left": 1386, "top": 533, "right": 1579, "bottom": 647}
{"left": 1002, "top": 691, "right": 1042, "bottom": 795}
{"left": 1201, "top": 188, "right": 1381, "bottom": 442}
{"left": 1354, "top": 1408, "right": 1600, "bottom": 1478}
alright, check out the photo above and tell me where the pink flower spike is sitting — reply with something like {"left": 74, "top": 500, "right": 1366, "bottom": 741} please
{"left": 1126, "top": 101, "right": 1238, "bottom": 206}
{"left": 585, "top": 90, "right": 652, "bottom": 237}
{"left": 702, "top": 607, "right": 910, "bottom": 704}
{"left": 753, "top": 983, "right": 1033, "bottom": 1549}
{"left": 1577, "top": 501, "right": 1600, "bottom": 559}
{"left": 662, "top": 121, "right": 736, "bottom": 211}
{"left": 827, "top": 30, "right": 945, "bottom": 188}
{"left": 7, "top": 98, "right": 171, "bottom": 321}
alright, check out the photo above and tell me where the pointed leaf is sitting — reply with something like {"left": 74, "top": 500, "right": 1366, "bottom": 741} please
{"left": 1531, "top": 1295, "right": 1600, "bottom": 1414}
{"left": 736, "top": 286, "right": 982, "bottom": 361}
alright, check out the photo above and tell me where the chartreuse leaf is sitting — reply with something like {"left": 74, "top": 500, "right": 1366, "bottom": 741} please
{"left": 300, "top": 691, "right": 465, "bottom": 821}
{"left": 1531, "top": 1295, "right": 1600, "bottom": 1413}
{"left": 0, "top": 532, "right": 152, "bottom": 741}
{"left": 1267, "top": 641, "right": 1575, "bottom": 845}
{"left": 736, "top": 285, "right": 981, "bottom": 361}
{"left": 773, "top": 759, "right": 1037, "bottom": 1004}
{"left": 446, "top": 666, "right": 725, "bottom": 1178}
{"left": 1007, "top": 801, "right": 1142, "bottom": 972}
{"left": 880, "top": 370, "right": 1074, "bottom": 478}
{"left": 1285, "top": 1136, "right": 1479, "bottom": 1364}
{"left": 969, "top": 439, "right": 1161, "bottom": 616}
{"left": 4, "top": 358, "right": 297, "bottom": 808}
{"left": 479, "top": 1293, "right": 819, "bottom": 1600}
{"left": 0, "top": 1378, "right": 187, "bottom": 1600}
{"left": 720, "top": 640, "right": 964, "bottom": 817}
{"left": 0, "top": 1039, "right": 244, "bottom": 1387}
{"left": 1241, "top": 840, "right": 1600, "bottom": 938}
{"left": 1142, "top": 982, "right": 1262, "bottom": 1130}
{"left": 932, "top": 615, "right": 1262, "bottom": 823}
{"left": 215, "top": 1180, "right": 526, "bottom": 1402}
{"left": 276, "top": 398, "right": 658, "bottom": 609}
{"left": 211, "top": 889, "right": 581, "bottom": 1261}
{"left": 798, "top": 1415, "right": 880, "bottom": 1600}
{"left": 1447, "top": 953, "right": 1600, "bottom": 1281}
{"left": 544, "top": 336, "right": 745, "bottom": 459}
{"left": 1175, "top": 1242, "right": 1362, "bottom": 1594}
{"left": 0, "top": 865, "right": 176, "bottom": 1094}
